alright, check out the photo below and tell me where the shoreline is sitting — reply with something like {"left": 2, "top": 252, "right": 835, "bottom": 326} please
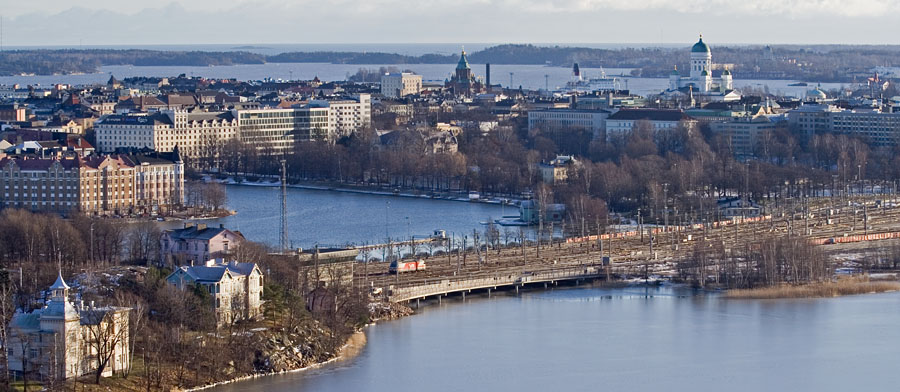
{"left": 178, "top": 278, "right": 897, "bottom": 391}
{"left": 723, "top": 277, "right": 900, "bottom": 299}
{"left": 180, "top": 329, "right": 369, "bottom": 392}
{"left": 213, "top": 177, "right": 522, "bottom": 206}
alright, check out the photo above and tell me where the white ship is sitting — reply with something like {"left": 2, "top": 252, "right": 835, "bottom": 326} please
{"left": 563, "top": 63, "right": 621, "bottom": 92}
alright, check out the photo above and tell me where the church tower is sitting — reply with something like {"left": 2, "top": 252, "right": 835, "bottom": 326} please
{"left": 455, "top": 49, "right": 473, "bottom": 84}
{"left": 690, "top": 35, "right": 712, "bottom": 81}
{"left": 451, "top": 49, "right": 477, "bottom": 97}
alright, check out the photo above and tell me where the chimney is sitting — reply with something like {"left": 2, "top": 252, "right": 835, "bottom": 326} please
{"left": 219, "top": 224, "right": 224, "bottom": 229}
{"left": 197, "top": 223, "right": 207, "bottom": 231}
{"left": 485, "top": 63, "right": 491, "bottom": 90}
{"left": 570, "top": 94, "right": 578, "bottom": 109}
{"left": 184, "top": 222, "right": 195, "bottom": 229}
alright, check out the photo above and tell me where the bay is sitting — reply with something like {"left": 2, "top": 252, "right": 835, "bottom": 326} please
{"left": 210, "top": 285, "right": 900, "bottom": 392}
{"left": 168, "top": 184, "right": 508, "bottom": 250}
{"left": 1, "top": 62, "right": 845, "bottom": 98}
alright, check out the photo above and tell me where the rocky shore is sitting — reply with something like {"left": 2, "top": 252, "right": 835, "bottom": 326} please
{"left": 181, "top": 301, "right": 413, "bottom": 391}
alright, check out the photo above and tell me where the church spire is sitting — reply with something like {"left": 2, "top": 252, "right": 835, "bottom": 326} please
{"left": 456, "top": 47, "right": 470, "bottom": 70}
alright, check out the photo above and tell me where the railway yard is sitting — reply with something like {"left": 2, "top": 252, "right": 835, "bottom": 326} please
{"left": 335, "top": 195, "right": 900, "bottom": 301}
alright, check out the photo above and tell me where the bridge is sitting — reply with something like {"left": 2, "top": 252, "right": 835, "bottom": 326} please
{"left": 350, "top": 194, "right": 900, "bottom": 306}
{"left": 386, "top": 264, "right": 607, "bottom": 303}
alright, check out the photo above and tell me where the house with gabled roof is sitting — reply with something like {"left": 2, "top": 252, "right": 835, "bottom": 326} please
{"left": 159, "top": 222, "right": 245, "bottom": 266}
{"left": 166, "top": 259, "right": 264, "bottom": 326}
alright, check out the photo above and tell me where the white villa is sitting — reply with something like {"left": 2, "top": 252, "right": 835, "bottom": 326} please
{"left": 167, "top": 259, "right": 264, "bottom": 326}
{"left": 7, "top": 274, "right": 131, "bottom": 381}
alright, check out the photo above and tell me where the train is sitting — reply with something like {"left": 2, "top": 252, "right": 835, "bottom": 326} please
{"left": 389, "top": 259, "right": 427, "bottom": 274}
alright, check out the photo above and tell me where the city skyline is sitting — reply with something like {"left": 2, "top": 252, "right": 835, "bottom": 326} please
{"left": 3, "top": 0, "right": 900, "bottom": 46}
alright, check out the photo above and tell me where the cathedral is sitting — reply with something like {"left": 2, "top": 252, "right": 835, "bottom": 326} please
{"left": 448, "top": 49, "right": 485, "bottom": 97}
{"left": 666, "top": 35, "right": 740, "bottom": 102}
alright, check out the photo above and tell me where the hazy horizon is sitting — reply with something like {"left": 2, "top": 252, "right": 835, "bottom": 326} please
{"left": 3, "top": 1, "right": 899, "bottom": 47}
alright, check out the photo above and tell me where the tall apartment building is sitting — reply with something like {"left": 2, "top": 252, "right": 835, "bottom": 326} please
{"left": 710, "top": 116, "right": 778, "bottom": 157}
{"left": 381, "top": 73, "right": 423, "bottom": 98}
{"left": 604, "top": 109, "right": 696, "bottom": 141}
{"left": 310, "top": 94, "right": 371, "bottom": 139}
{"left": 129, "top": 151, "right": 186, "bottom": 213}
{"left": 236, "top": 106, "right": 330, "bottom": 154}
{"left": 0, "top": 157, "right": 81, "bottom": 213}
{"left": 94, "top": 110, "right": 238, "bottom": 158}
{"left": 0, "top": 103, "right": 27, "bottom": 122}
{"left": 788, "top": 104, "right": 900, "bottom": 147}
{"left": 0, "top": 151, "right": 184, "bottom": 215}
{"left": 78, "top": 155, "right": 136, "bottom": 215}
{"left": 528, "top": 109, "right": 610, "bottom": 139}
{"left": 97, "top": 100, "right": 370, "bottom": 159}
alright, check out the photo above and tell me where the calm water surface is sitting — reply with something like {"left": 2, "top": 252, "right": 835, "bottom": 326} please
{"left": 2, "top": 62, "right": 844, "bottom": 97}
{"left": 171, "top": 184, "right": 508, "bottom": 249}
{"left": 211, "top": 286, "right": 900, "bottom": 392}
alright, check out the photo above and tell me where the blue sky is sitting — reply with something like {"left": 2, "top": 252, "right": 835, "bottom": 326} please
{"left": 3, "top": 0, "right": 898, "bottom": 46}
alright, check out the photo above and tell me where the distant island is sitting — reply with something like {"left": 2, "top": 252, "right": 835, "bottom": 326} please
{"left": 2, "top": 44, "right": 898, "bottom": 82}
{"left": 231, "top": 45, "right": 273, "bottom": 50}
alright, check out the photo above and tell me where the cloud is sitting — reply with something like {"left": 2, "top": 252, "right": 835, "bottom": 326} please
{"left": 7, "top": 0, "right": 899, "bottom": 18}
{"left": 2, "top": 0, "right": 897, "bottom": 45}
{"left": 516, "top": 0, "right": 900, "bottom": 17}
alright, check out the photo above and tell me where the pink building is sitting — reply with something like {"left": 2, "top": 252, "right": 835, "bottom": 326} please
{"left": 160, "top": 223, "right": 245, "bottom": 266}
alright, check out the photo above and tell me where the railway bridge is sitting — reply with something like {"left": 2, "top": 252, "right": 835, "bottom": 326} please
{"left": 386, "top": 264, "right": 607, "bottom": 303}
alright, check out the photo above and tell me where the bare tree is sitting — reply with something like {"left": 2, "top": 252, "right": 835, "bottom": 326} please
{"left": 82, "top": 308, "right": 130, "bottom": 384}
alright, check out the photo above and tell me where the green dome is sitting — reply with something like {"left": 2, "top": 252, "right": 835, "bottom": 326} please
{"left": 722, "top": 69, "right": 731, "bottom": 75}
{"left": 692, "top": 37, "right": 710, "bottom": 53}
{"left": 701, "top": 70, "right": 708, "bottom": 76}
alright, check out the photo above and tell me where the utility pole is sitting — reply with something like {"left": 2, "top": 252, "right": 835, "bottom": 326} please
{"left": 638, "top": 207, "right": 643, "bottom": 244}
{"left": 663, "top": 183, "right": 669, "bottom": 233}
{"left": 90, "top": 221, "right": 94, "bottom": 264}
{"left": 280, "top": 159, "right": 289, "bottom": 252}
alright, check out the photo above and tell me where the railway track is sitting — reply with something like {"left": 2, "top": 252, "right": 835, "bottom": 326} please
{"left": 346, "top": 195, "right": 900, "bottom": 290}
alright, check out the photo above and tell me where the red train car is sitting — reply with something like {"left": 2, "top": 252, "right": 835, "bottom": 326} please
{"left": 389, "top": 259, "right": 426, "bottom": 274}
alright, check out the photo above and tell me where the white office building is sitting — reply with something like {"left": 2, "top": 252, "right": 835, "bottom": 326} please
{"left": 788, "top": 104, "right": 900, "bottom": 147}
{"left": 309, "top": 94, "right": 371, "bottom": 139}
{"left": 95, "top": 110, "right": 238, "bottom": 158}
{"left": 528, "top": 109, "right": 610, "bottom": 139}
{"left": 381, "top": 73, "right": 423, "bottom": 98}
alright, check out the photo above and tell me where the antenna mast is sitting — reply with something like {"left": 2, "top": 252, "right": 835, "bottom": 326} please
{"left": 280, "top": 159, "right": 288, "bottom": 252}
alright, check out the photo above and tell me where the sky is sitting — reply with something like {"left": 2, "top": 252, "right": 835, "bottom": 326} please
{"left": 2, "top": 0, "right": 899, "bottom": 47}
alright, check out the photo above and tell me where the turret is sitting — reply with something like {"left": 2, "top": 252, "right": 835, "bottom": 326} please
{"left": 669, "top": 66, "right": 681, "bottom": 90}
{"left": 721, "top": 68, "right": 733, "bottom": 90}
